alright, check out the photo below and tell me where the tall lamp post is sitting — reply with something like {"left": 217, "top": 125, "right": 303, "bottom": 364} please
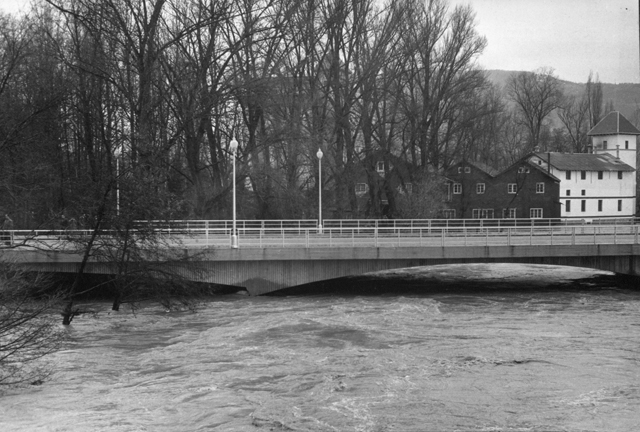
{"left": 114, "top": 146, "right": 122, "bottom": 216}
{"left": 316, "top": 148, "right": 323, "bottom": 233}
{"left": 230, "top": 137, "right": 239, "bottom": 248}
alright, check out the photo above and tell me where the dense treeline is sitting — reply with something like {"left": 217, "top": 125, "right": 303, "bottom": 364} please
{"left": 0, "top": 0, "right": 615, "bottom": 225}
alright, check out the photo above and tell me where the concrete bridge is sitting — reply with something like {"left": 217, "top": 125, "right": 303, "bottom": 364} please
{"left": 3, "top": 218, "right": 640, "bottom": 295}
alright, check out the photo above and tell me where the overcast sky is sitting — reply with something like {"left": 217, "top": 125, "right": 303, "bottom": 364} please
{"left": 460, "top": 0, "right": 639, "bottom": 84}
{"left": 0, "top": 0, "right": 638, "bottom": 84}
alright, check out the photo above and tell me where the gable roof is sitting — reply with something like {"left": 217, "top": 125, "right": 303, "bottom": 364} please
{"left": 532, "top": 152, "right": 635, "bottom": 172}
{"left": 467, "top": 160, "right": 499, "bottom": 176}
{"left": 587, "top": 111, "right": 640, "bottom": 136}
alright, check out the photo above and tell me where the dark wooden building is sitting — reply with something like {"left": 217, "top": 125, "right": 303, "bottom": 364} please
{"left": 444, "top": 158, "right": 561, "bottom": 219}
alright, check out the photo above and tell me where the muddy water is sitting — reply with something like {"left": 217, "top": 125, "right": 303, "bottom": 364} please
{"left": 1, "top": 264, "right": 640, "bottom": 431}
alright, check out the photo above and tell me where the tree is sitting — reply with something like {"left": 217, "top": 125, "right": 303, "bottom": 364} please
{"left": 506, "top": 67, "right": 563, "bottom": 151}
{"left": 585, "top": 71, "right": 603, "bottom": 128}
{"left": 558, "top": 93, "right": 590, "bottom": 153}
{"left": 0, "top": 262, "right": 64, "bottom": 387}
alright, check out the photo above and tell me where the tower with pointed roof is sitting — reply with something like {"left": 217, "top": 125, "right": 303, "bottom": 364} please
{"left": 587, "top": 111, "right": 640, "bottom": 170}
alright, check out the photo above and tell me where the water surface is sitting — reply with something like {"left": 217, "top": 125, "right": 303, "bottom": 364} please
{"left": 1, "top": 264, "right": 640, "bottom": 431}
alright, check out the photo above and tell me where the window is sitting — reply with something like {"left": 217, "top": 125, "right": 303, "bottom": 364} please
{"left": 581, "top": 190, "right": 586, "bottom": 196}
{"left": 458, "top": 167, "right": 463, "bottom": 173}
{"left": 566, "top": 171, "right": 572, "bottom": 180}
{"left": 443, "top": 209, "right": 456, "bottom": 219}
{"left": 536, "top": 182, "right": 544, "bottom": 193}
{"left": 598, "top": 171, "right": 603, "bottom": 180}
{"left": 618, "top": 200, "right": 623, "bottom": 212}
{"left": 530, "top": 208, "right": 543, "bottom": 219}
{"left": 598, "top": 200, "right": 603, "bottom": 212}
{"left": 625, "top": 140, "right": 629, "bottom": 150}
{"left": 618, "top": 171, "right": 623, "bottom": 180}
{"left": 581, "top": 200, "right": 586, "bottom": 212}
{"left": 517, "top": 166, "right": 529, "bottom": 173}
{"left": 376, "top": 161, "right": 385, "bottom": 173}
{"left": 603, "top": 140, "right": 608, "bottom": 150}
{"left": 566, "top": 200, "right": 571, "bottom": 212}
{"left": 566, "top": 190, "right": 571, "bottom": 196}
{"left": 453, "top": 183, "right": 462, "bottom": 194}
{"left": 473, "top": 209, "right": 494, "bottom": 219}
{"left": 581, "top": 171, "right": 586, "bottom": 180}
{"left": 502, "top": 208, "right": 516, "bottom": 219}
{"left": 355, "top": 183, "right": 367, "bottom": 193}
{"left": 508, "top": 183, "right": 517, "bottom": 194}
{"left": 476, "top": 183, "right": 485, "bottom": 194}
{"left": 464, "top": 167, "right": 471, "bottom": 173}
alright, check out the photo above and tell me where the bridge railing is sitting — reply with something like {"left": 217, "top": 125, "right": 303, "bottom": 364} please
{"left": 3, "top": 219, "right": 639, "bottom": 249}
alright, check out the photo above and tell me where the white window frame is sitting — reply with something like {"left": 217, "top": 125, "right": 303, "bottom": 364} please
{"left": 476, "top": 183, "right": 485, "bottom": 194}
{"left": 443, "top": 209, "right": 456, "bottom": 219}
{"left": 530, "top": 208, "right": 543, "bottom": 219}
{"left": 453, "top": 183, "right": 462, "bottom": 194}
{"left": 536, "top": 182, "right": 544, "bottom": 194}
{"left": 508, "top": 183, "right": 517, "bottom": 194}
{"left": 508, "top": 208, "right": 516, "bottom": 219}
{"left": 355, "top": 183, "right": 367, "bottom": 193}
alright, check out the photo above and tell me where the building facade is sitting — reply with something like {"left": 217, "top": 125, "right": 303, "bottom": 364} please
{"left": 443, "top": 111, "right": 638, "bottom": 220}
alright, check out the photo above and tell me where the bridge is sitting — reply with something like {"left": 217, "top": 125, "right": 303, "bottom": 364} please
{"left": 3, "top": 218, "right": 640, "bottom": 295}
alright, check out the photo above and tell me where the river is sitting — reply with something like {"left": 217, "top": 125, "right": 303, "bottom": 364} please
{"left": 1, "top": 264, "right": 640, "bottom": 431}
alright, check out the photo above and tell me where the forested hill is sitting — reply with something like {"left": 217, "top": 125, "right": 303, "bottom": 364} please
{"left": 487, "top": 70, "right": 640, "bottom": 123}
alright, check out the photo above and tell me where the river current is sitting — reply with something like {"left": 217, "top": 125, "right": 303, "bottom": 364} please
{"left": 1, "top": 264, "right": 640, "bottom": 431}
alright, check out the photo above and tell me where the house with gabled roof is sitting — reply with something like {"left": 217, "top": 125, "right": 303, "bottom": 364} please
{"left": 441, "top": 111, "right": 638, "bottom": 221}
{"left": 526, "top": 111, "right": 638, "bottom": 220}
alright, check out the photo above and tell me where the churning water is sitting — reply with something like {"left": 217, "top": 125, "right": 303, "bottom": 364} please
{"left": 1, "top": 264, "right": 640, "bottom": 431}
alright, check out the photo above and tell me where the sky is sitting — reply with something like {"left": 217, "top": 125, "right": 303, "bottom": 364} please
{"left": 460, "top": 0, "right": 639, "bottom": 84}
{"left": 0, "top": 0, "right": 638, "bottom": 84}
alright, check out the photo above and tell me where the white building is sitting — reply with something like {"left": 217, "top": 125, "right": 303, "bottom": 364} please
{"left": 527, "top": 111, "right": 638, "bottom": 221}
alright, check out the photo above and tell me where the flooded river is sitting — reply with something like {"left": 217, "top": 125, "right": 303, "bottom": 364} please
{"left": 1, "top": 264, "right": 640, "bottom": 431}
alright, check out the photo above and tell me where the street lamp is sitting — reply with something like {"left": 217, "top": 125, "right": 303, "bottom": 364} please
{"left": 114, "top": 146, "right": 122, "bottom": 216}
{"left": 316, "top": 148, "right": 323, "bottom": 233}
{"left": 230, "top": 137, "right": 239, "bottom": 248}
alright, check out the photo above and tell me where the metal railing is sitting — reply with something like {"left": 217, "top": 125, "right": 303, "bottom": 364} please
{"left": 5, "top": 218, "right": 638, "bottom": 249}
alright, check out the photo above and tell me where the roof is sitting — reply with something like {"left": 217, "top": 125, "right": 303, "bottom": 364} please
{"left": 587, "top": 111, "right": 640, "bottom": 136}
{"left": 467, "top": 160, "right": 499, "bottom": 176}
{"left": 532, "top": 152, "right": 635, "bottom": 172}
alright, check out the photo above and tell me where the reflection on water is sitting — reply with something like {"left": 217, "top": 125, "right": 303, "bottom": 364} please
{"left": 1, "top": 264, "right": 640, "bottom": 431}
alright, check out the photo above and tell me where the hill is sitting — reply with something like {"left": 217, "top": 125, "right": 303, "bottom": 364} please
{"left": 486, "top": 70, "right": 640, "bottom": 125}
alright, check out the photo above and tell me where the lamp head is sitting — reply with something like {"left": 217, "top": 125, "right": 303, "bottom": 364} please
{"left": 316, "top": 148, "right": 323, "bottom": 160}
{"left": 229, "top": 137, "right": 238, "bottom": 153}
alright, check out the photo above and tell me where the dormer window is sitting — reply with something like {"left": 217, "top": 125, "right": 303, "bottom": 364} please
{"left": 376, "top": 161, "right": 384, "bottom": 173}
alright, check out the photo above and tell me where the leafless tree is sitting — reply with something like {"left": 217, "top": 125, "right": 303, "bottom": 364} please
{"left": 0, "top": 263, "right": 64, "bottom": 387}
{"left": 506, "top": 67, "right": 563, "bottom": 152}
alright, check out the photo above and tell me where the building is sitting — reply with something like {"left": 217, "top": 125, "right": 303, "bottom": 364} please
{"left": 443, "top": 111, "right": 638, "bottom": 220}
{"left": 527, "top": 111, "right": 638, "bottom": 220}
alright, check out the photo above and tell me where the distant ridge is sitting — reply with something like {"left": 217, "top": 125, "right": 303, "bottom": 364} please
{"left": 486, "top": 70, "right": 640, "bottom": 124}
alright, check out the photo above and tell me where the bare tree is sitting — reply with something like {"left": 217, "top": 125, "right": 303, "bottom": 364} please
{"left": 558, "top": 93, "right": 590, "bottom": 153}
{"left": 0, "top": 263, "right": 64, "bottom": 387}
{"left": 506, "top": 67, "right": 563, "bottom": 151}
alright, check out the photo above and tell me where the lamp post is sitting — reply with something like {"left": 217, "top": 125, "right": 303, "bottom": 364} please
{"left": 316, "top": 148, "right": 323, "bottom": 233}
{"left": 114, "top": 146, "right": 122, "bottom": 216}
{"left": 230, "top": 137, "right": 239, "bottom": 248}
